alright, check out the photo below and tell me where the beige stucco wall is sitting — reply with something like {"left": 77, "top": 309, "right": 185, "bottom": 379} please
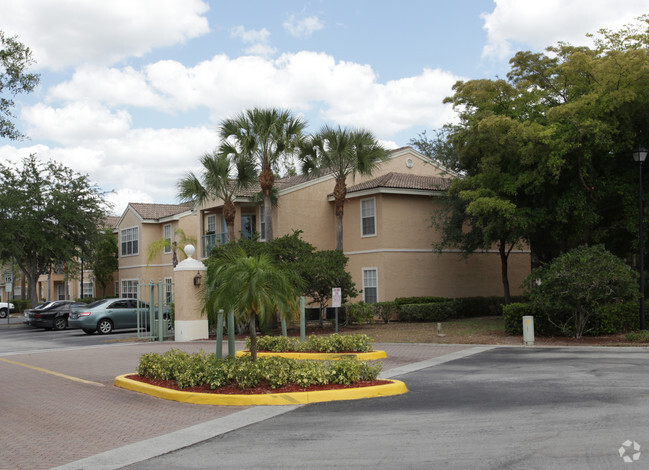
{"left": 275, "top": 177, "right": 337, "bottom": 250}
{"left": 117, "top": 208, "right": 197, "bottom": 302}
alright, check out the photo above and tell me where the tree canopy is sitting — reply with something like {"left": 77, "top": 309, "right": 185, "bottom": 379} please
{"left": 0, "top": 155, "right": 107, "bottom": 304}
{"left": 0, "top": 31, "right": 40, "bottom": 140}
{"left": 429, "top": 16, "right": 649, "bottom": 297}
{"left": 218, "top": 108, "right": 307, "bottom": 241}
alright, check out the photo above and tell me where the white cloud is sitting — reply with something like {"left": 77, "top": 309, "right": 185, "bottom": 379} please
{"left": 44, "top": 51, "right": 462, "bottom": 137}
{"left": 230, "top": 25, "right": 277, "bottom": 57}
{"left": 0, "top": 0, "right": 210, "bottom": 69}
{"left": 22, "top": 102, "right": 132, "bottom": 145}
{"left": 1, "top": 126, "right": 217, "bottom": 215}
{"left": 283, "top": 15, "right": 324, "bottom": 38}
{"left": 481, "top": 0, "right": 648, "bottom": 60}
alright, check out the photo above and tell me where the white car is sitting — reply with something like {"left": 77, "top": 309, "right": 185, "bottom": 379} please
{"left": 0, "top": 302, "right": 16, "bottom": 318}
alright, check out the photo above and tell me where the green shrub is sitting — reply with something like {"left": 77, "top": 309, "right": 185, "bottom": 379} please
{"left": 135, "top": 352, "right": 382, "bottom": 390}
{"left": 625, "top": 330, "right": 649, "bottom": 343}
{"left": 523, "top": 245, "right": 638, "bottom": 338}
{"left": 399, "top": 302, "right": 455, "bottom": 322}
{"left": 587, "top": 302, "right": 638, "bottom": 335}
{"left": 327, "top": 358, "right": 382, "bottom": 385}
{"left": 371, "top": 301, "right": 400, "bottom": 323}
{"left": 394, "top": 296, "right": 447, "bottom": 305}
{"left": 502, "top": 301, "right": 638, "bottom": 337}
{"left": 502, "top": 303, "right": 562, "bottom": 336}
{"left": 251, "top": 334, "right": 374, "bottom": 353}
{"left": 345, "top": 301, "right": 374, "bottom": 325}
{"left": 9, "top": 299, "right": 31, "bottom": 312}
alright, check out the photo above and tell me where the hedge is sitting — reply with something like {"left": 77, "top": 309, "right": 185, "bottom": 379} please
{"left": 251, "top": 334, "right": 374, "bottom": 353}
{"left": 136, "top": 350, "right": 382, "bottom": 390}
{"left": 503, "top": 301, "right": 639, "bottom": 336}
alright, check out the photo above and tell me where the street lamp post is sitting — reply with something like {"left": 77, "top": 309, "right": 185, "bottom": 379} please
{"left": 633, "top": 146, "right": 648, "bottom": 330}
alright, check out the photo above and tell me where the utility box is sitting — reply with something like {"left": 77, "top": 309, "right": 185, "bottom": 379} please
{"left": 523, "top": 316, "right": 535, "bottom": 345}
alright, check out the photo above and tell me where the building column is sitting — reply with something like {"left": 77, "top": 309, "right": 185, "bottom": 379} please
{"left": 173, "top": 244, "right": 208, "bottom": 341}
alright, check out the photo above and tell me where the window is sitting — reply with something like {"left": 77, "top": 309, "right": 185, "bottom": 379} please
{"left": 259, "top": 206, "right": 266, "bottom": 240}
{"left": 114, "top": 281, "right": 119, "bottom": 297}
{"left": 121, "top": 280, "right": 139, "bottom": 299}
{"left": 57, "top": 284, "right": 66, "bottom": 300}
{"left": 241, "top": 214, "right": 256, "bottom": 240}
{"left": 81, "top": 280, "right": 94, "bottom": 298}
{"left": 164, "top": 277, "right": 173, "bottom": 305}
{"left": 121, "top": 227, "right": 139, "bottom": 256}
{"left": 362, "top": 268, "right": 378, "bottom": 304}
{"left": 163, "top": 224, "right": 172, "bottom": 254}
{"left": 361, "top": 198, "right": 376, "bottom": 237}
{"left": 206, "top": 215, "right": 216, "bottom": 233}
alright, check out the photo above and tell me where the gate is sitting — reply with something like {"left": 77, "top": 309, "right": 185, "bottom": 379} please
{"left": 137, "top": 280, "right": 172, "bottom": 341}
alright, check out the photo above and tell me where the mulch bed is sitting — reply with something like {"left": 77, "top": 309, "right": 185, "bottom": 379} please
{"left": 126, "top": 374, "right": 391, "bottom": 395}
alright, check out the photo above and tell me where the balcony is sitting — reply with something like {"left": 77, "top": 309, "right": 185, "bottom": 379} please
{"left": 202, "top": 232, "right": 228, "bottom": 258}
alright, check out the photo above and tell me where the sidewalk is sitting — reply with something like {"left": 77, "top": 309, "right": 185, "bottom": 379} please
{"left": 0, "top": 340, "right": 473, "bottom": 470}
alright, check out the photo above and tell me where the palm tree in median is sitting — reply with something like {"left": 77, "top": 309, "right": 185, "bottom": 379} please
{"left": 177, "top": 150, "right": 255, "bottom": 243}
{"left": 299, "top": 125, "right": 389, "bottom": 251}
{"left": 219, "top": 108, "right": 307, "bottom": 241}
{"left": 204, "top": 248, "right": 302, "bottom": 361}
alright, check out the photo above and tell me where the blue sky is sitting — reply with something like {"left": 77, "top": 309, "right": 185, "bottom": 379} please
{"left": 0, "top": 0, "right": 647, "bottom": 215}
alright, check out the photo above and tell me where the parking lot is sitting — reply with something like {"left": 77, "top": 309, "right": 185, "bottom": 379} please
{"left": 0, "top": 321, "right": 471, "bottom": 469}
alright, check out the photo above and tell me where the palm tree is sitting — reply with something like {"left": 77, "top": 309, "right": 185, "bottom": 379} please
{"left": 299, "top": 125, "right": 389, "bottom": 251}
{"left": 177, "top": 150, "right": 255, "bottom": 243}
{"left": 146, "top": 228, "right": 196, "bottom": 267}
{"left": 204, "top": 248, "right": 302, "bottom": 360}
{"left": 219, "top": 108, "right": 307, "bottom": 241}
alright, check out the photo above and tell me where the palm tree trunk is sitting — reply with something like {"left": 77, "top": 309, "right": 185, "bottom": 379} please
{"left": 249, "top": 311, "right": 258, "bottom": 361}
{"left": 333, "top": 177, "right": 346, "bottom": 251}
{"left": 264, "top": 192, "right": 273, "bottom": 241}
{"left": 260, "top": 167, "right": 274, "bottom": 240}
{"left": 336, "top": 213, "right": 343, "bottom": 251}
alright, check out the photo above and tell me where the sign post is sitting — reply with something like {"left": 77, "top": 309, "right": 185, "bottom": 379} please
{"left": 332, "top": 287, "right": 341, "bottom": 333}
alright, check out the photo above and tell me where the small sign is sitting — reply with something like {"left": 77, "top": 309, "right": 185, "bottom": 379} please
{"left": 332, "top": 288, "right": 342, "bottom": 308}
{"left": 4, "top": 273, "right": 12, "bottom": 284}
{"left": 5, "top": 283, "right": 12, "bottom": 293}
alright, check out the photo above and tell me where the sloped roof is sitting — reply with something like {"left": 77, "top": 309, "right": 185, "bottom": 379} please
{"left": 232, "top": 173, "right": 321, "bottom": 198}
{"left": 343, "top": 172, "right": 450, "bottom": 195}
{"left": 103, "top": 216, "right": 120, "bottom": 229}
{"left": 128, "top": 202, "right": 194, "bottom": 220}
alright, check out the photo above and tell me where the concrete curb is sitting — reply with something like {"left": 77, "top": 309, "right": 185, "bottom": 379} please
{"left": 234, "top": 349, "right": 388, "bottom": 360}
{"left": 114, "top": 374, "right": 408, "bottom": 406}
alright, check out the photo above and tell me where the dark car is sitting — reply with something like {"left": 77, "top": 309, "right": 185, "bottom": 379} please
{"left": 27, "top": 300, "right": 87, "bottom": 330}
{"left": 68, "top": 298, "right": 170, "bottom": 335}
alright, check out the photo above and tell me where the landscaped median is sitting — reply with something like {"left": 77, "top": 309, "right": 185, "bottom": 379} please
{"left": 114, "top": 373, "right": 407, "bottom": 406}
{"left": 113, "top": 347, "right": 406, "bottom": 406}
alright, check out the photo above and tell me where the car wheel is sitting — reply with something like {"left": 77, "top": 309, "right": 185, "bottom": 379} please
{"left": 53, "top": 317, "right": 67, "bottom": 331}
{"left": 0, "top": 308, "right": 7, "bottom": 319}
{"left": 97, "top": 319, "right": 113, "bottom": 335}
{"left": 83, "top": 329, "right": 95, "bottom": 335}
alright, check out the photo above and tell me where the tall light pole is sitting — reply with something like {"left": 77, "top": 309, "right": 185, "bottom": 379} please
{"left": 633, "top": 146, "right": 648, "bottom": 330}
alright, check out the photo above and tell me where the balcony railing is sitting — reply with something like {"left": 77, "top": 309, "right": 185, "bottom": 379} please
{"left": 202, "top": 232, "right": 228, "bottom": 258}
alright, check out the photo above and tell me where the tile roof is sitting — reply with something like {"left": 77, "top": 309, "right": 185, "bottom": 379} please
{"left": 344, "top": 172, "right": 451, "bottom": 194}
{"left": 103, "top": 216, "right": 120, "bottom": 229}
{"left": 129, "top": 202, "right": 194, "bottom": 220}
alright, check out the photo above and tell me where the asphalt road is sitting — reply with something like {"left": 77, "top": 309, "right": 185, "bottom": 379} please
{"left": 0, "top": 318, "right": 153, "bottom": 354}
{"left": 126, "top": 347, "right": 649, "bottom": 470}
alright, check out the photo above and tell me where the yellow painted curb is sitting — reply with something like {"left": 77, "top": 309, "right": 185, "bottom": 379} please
{"left": 234, "top": 350, "right": 388, "bottom": 361}
{"left": 114, "top": 374, "right": 407, "bottom": 406}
